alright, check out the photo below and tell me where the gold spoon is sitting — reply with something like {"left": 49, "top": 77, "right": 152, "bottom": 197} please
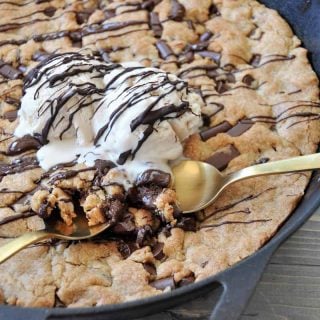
{"left": 172, "top": 153, "right": 320, "bottom": 213}
{"left": 1, "top": 153, "right": 319, "bottom": 264}
{"left": 0, "top": 211, "right": 110, "bottom": 264}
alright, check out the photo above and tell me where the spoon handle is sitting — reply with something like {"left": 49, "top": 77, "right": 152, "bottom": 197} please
{"left": 224, "top": 153, "right": 320, "bottom": 186}
{"left": 0, "top": 230, "right": 52, "bottom": 264}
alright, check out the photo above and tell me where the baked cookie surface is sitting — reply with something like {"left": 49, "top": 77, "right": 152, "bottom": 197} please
{"left": 0, "top": 0, "right": 319, "bottom": 307}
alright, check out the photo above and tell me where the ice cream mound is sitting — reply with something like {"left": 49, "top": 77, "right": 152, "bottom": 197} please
{"left": 15, "top": 52, "right": 203, "bottom": 185}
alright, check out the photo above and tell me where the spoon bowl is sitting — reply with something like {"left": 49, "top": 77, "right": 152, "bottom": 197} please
{"left": 0, "top": 210, "right": 111, "bottom": 264}
{"left": 172, "top": 153, "right": 320, "bottom": 213}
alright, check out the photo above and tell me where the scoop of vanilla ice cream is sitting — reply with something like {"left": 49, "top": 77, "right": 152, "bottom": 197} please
{"left": 15, "top": 52, "right": 203, "bottom": 181}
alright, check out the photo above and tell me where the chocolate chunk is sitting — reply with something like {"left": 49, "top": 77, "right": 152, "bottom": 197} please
{"left": 35, "top": 0, "right": 50, "bottom": 3}
{"left": 242, "top": 74, "right": 255, "bottom": 86}
{"left": 179, "top": 51, "right": 194, "bottom": 64}
{"left": 143, "top": 263, "right": 157, "bottom": 276}
{"left": 227, "top": 120, "right": 253, "bottom": 137}
{"left": 250, "top": 54, "right": 261, "bottom": 67}
{"left": 136, "top": 225, "right": 153, "bottom": 246}
{"left": 69, "top": 31, "right": 82, "bottom": 43}
{"left": 190, "top": 42, "right": 209, "bottom": 51}
{"left": 3, "top": 110, "right": 18, "bottom": 122}
{"left": 205, "top": 145, "right": 240, "bottom": 171}
{"left": 38, "top": 201, "right": 51, "bottom": 219}
{"left": 32, "top": 50, "right": 50, "bottom": 62}
{"left": 76, "top": 9, "right": 94, "bottom": 24}
{"left": 43, "top": 6, "right": 56, "bottom": 17}
{"left": 149, "top": 12, "right": 162, "bottom": 38}
{"left": 169, "top": 0, "right": 185, "bottom": 21}
{"left": 176, "top": 216, "right": 197, "bottom": 232}
{"left": 141, "top": 0, "right": 161, "bottom": 10}
{"left": 209, "top": 4, "right": 220, "bottom": 15}
{"left": 5, "top": 96, "right": 20, "bottom": 107}
{"left": 95, "top": 159, "right": 115, "bottom": 172}
{"left": 200, "top": 121, "right": 232, "bottom": 141}
{"left": 136, "top": 170, "right": 171, "bottom": 188}
{"left": 152, "top": 242, "right": 165, "bottom": 260}
{"left": 207, "top": 68, "right": 219, "bottom": 78}
{"left": 104, "top": 9, "right": 116, "bottom": 19}
{"left": 117, "top": 241, "right": 139, "bottom": 259}
{"left": 105, "top": 199, "right": 126, "bottom": 225}
{"left": 215, "top": 80, "right": 230, "bottom": 94}
{"left": 255, "top": 157, "right": 269, "bottom": 164}
{"left": 178, "top": 275, "right": 195, "bottom": 287}
{"left": 226, "top": 73, "right": 236, "bottom": 83}
{"left": 197, "top": 51, "right": 221, "bottom": 64}
{"left": 7, "top": 135, "right": 42, "bottom": 156}
{"left": 200, "top": 31, "right": 213, "bottom": 42}
{"left": 156, "top": 40, "right": 174, "bottom": 60}
{"left": 150, "top": 277, "right": 175, "bottom": 290}
{"left": 0, "top": 62, "right": 22, "bottom": 80}
{"left": 128, "top": 185, "right": 163, "bottom": 210}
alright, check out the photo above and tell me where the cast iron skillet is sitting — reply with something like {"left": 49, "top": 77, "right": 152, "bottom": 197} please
{"left": 1, "top": 1, "right": 320, "bottom": 319}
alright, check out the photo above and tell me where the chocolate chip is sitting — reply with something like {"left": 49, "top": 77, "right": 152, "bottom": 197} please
{"left": 242, "top": 74, "right": 255, "bottom": 86}
{"left": 104, "top": 9, "right": 116, "bottom": 19}
{"left": 141, "top": 0, "right": 161, "bottom": 10}
{"left": 205, "top": 145, "right": 240, "bottom": 171}
{"left": 149, "top": 12, "right": 162, "bottom": 38}
{"left": 197, "top": 51, "right": 221, "bottom": 64}
{"left": 136, "top": 170, "right": 171, "bottom": 188}
{"left": 35, "top": 0, "right": 50, "bottom": 3}
{"left": 152, "top": 242, "right": 165, "bottom": 260}
{"left": 190, "top": 42, "right": 209, "bottom": 51}
{"left": 43, "top": 6, "right": 56, "bottom": 17}
{"left": 150, "top": 277, "right": 175, "bottom": 290}
{"left": 7, "top": 135, "right": 42, "bottom": 156}
{"left": 169, "top": 0, "right": 185, "bottom": 21}
{"left": 143, "top": 263, "right": 157, "bottom": 276}
{"left": 0, "top": 62, "right": 22, "bottom": 80}
{"left": 201, "top": 113, "right": 211, "bottom": 127}
{"left": 209, "top": 4, "right": 220, "bottom": 15}
{"left": 215, "top": 80, "right": 230, "bottom": 94}
{"left": 69, "top": 31, "right": 82, "bottom": 43}
{"left": 105, "top": 199, "right": 126, "bottom": 225}
{"left": 176, "top": 216, "right": 197, "bottom": 231}
{"left": 178, "top": 275, "right": 195, "bottom": 287}
{"left": 128, "top": 185, "right": 163, "bottom": 210}
{"left": 200, "top": 121, "right": 232, "bottom": 141}
{"left": 38, "top": 201, "right": 51, "bottom": 219}
{"left": 207, "top": 68, "right": 219, "bottom": 78}
{"left": 226, "top": 73, "right": 236, "bottom": 83}
{"left": 200, "top": 31, "right": 213, "bottom": 42}
{"left": 227, "top": 120, "right": 253, "bottom": 137}
{"left": 32, "top": 50, "right": 50, "bottom": 62}
{"left": 76, "top": 8, "right": 95, "bottom": 24}
{"left": 117, "top": 241, "right": 139, "bottom": 259}
{"left": 250, "top": 54, "right": 261, "bottom": 67}
{"left": 136, "top": 225, "right": 153, "bottom": 246}
{"left": 255, "top": 157, "right": 269, "bottom": 164}
{"left": 3, "top": 110, "right": 18, "bottom": 122}
{"left": 4, "top": 96, "right": 20, "bottom": 107}
{"left": 156, "top": 40, "right": 175, "bottom": 60}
